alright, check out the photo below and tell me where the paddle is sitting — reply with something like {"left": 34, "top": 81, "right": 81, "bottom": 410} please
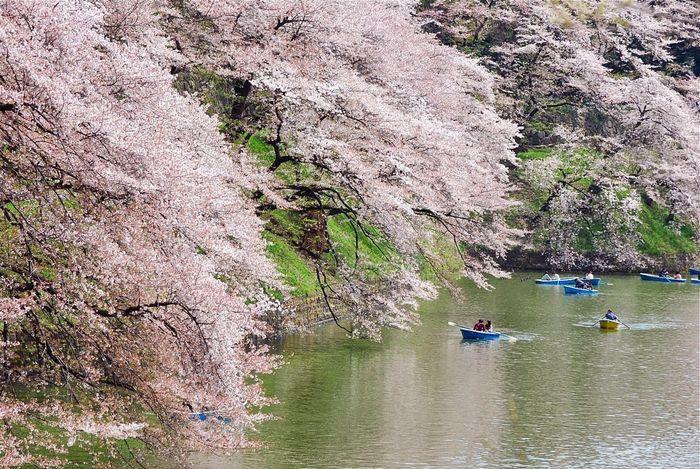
{"left": 447, "top": 321, "right": 517, "bottom": 342}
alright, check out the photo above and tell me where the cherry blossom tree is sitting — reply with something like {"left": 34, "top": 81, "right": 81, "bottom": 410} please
{"left": 1, "top": 0, "right": 283, "bottom": 460}
{"left": 422, "top": 0, "right": 700, "bottom": 268}
{"left": 2, "top": 0, "right": 522, "bottom": 462}
{"left": 3, "top": 0, "right": 694, "bottom": 463}
{"left": 165, "top": 0, "right": 523, "bottom": 329}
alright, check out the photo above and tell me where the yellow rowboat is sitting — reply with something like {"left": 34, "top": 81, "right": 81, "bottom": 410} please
{"left": 599, "top": 319, "right": 621, "bottom": 330}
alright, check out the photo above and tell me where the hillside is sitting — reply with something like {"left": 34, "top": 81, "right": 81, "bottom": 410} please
{"left": 420, "top": 0, "right": 699, "bottom": 271}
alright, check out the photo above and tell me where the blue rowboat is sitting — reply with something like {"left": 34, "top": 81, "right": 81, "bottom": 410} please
{"left": 639, "top": 273, "right": 686, "bottom": 283}
{"left": 535, "top": 277, "right": 600, "bottom": 286}
{"left": 459, "top": 327, "right": 501, "bottom": 341}
{"left": 535, "top": 277, "right": 576, "bottom": 285}
{"left": 563, "top": 285, "right": 599, "bottom": 295}
{"left": 689, "top": 268, "right": 700, "bottom": 275}
{"left": 691, "top": 279, "right": 700, "bottom": 285}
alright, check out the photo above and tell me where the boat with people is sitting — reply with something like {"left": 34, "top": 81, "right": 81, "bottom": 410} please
{"left": 639, "top": 273, "right": 686, "bottom": 283}
{"left": 535, "top": 277, "right": 577, "bottom": 285}
{"left": 591, "top": 310, "right": 628, "bottom": 330}
{"left": 448, "top": 321, "right": 516, "bottom": 342}
{"left": 563, "top": 285, "right": 599, "bottom": 295}
{"left": 458, "top": 327, "right": 502, "bottom": 340}
{"left": 599, "top": 319, "right": 621, "bottom": 330}
{"left": 535, "top": 276, "right": 601, "bottom": 286}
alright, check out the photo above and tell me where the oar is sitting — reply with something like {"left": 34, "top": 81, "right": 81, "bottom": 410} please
{"left": 618, "top": 320, "right": 631, "bottom": 330}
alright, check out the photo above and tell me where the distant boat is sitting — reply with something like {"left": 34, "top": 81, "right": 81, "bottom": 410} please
{"left": 535, "top": 277, "right": 600, "bottom": 286}
{"left": 639, "top": 273, "right": 686, "bottom": 283}
{"left": 689, "top": 267, "right": 700, "bottom": 275}
{"left": 599, "top": 319, "right": 621, "bottom": 330}
{"left": 563, "top": 285, "right": 599, "bottom": 295}
{"left": 458, "top": 327, "right": 501, "bottom": 341}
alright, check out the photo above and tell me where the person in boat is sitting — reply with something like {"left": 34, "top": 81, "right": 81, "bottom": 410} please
{"left": 541, "top": 272, "right": 552, "bottom": 280}
{"left": 473, "top": 319, "right": 485, "bottom": 331}
{"left": 673, "top": 272, "right": 683, "bottom": 279}
{"left": 552, "top": 272, "right": 560, "bottom": 281}
{"left": 574, "top": 277, "right": 585, "bottom": 288}
{"left": 604, "top": 309, "right": 618, "bottom": 321}
{"left": 584, "top": 279, "right": 593, "bottom": 289}
{"left": 484, "top": 320, "right": 492, "bottom": 332}
{"left": 585, "top": 271, "right": 594, "bottom": 280}
{"left": 659, "top": 269, "right": 670, "bottom": 277}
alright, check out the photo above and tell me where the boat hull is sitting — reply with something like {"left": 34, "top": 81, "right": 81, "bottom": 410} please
{"left": 689, "top": 268, "right": 700, "bottom": 275}
{"left": 535, "top": 277, "right": 600, "bottom": 286}
{"left": 459, "top": 328, "right": 501, "bottom": 340}
{"left": 563, "top": 285, "right": 599, "bottom": 295}
{"left": 691, "top": 279, "right": 700, "bottom": 285}
{"left": 599, "top": 319, "right": 621, "bottom": 330}
{"left": 536, "top": 278, "right": 576, "bottom": 285}
{"left": 639, "top": 273, "right": 686, "bottom": 283}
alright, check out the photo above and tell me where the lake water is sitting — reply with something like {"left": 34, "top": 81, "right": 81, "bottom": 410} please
{"left": 201, "top": 273, "right": 699, "bottom": 467}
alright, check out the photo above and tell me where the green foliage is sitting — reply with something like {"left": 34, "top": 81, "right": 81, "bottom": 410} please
{"left": 562, "top": 148, "right": 602, "bottom": 175}
{"left": 7, "top": 419, "right": 148, "bottom": 467}
{"left": 416, "top": 231, "right": 464, "bottom": 283}
{"left": 247, "top": 132, "right": 315, "bottom": 184}
{"left": 574, "top": 221, "right": 603, "bottom": 253}
{"left": 638, "top": 204, "right": 696, "bottom": 256}
{"left": 263, "top": 231, "right": 318, "bottom": 297}
{"left": 525, "top": 120, "right": 554, "bottom": 133}
{"left": 247, "top": 132, "right": 275, "bottom": 165}
{"left": 326, "top": 215, "right": 399, "bottom": 276}
{"left": 516, "top": 148, "right": 554, "bottom": 161}
{"left": 3, "top": 386, "right": 154, "bottom": 467}
{"left": 261, "top": 208, "right": 400, "bottom": 296}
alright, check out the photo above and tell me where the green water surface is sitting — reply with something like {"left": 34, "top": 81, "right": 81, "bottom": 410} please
{"left": 202, "top": 273, "right": 700, "bottom": 467}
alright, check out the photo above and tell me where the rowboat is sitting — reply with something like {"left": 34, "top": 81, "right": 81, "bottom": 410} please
{"left": 563, "top": 285, "right": 599, "bottom": 295}
{"left": 689, "top": 268, "right": 700, "bottom": 275}
{"left": 535, "top": 277, "right": 600, "bottom": 286}
{"left": 458, "top": 327, "right": 501, "bottom": 341}
{"left": 535, "top": 277, "right": 576, "bottom": 285}
{"left": 599, "top": 319, "right": 621, "bottom": 330}
{"left": 639, "top": 273, "right": 686, "bottom": 283}
{"left": 691, "top": 279, "right": 700, "bottom": 285}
